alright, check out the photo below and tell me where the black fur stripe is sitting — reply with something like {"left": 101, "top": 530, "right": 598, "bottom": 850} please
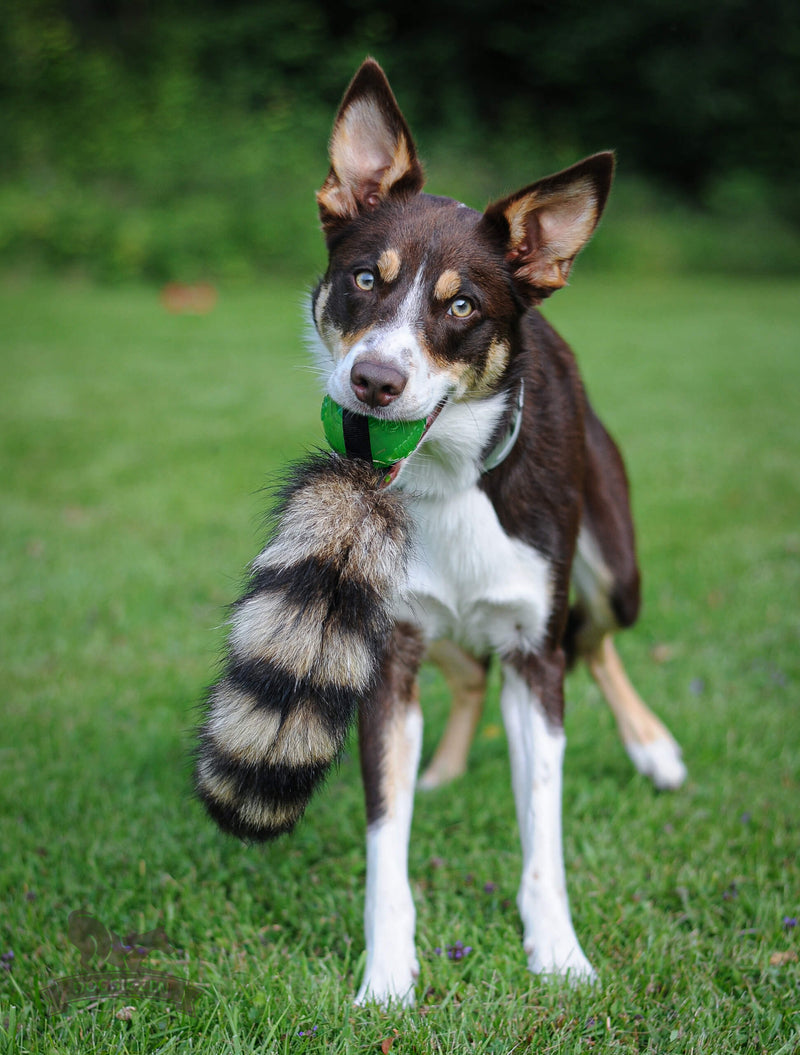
{"left": 195, "top": 732, "right": 343, "bottom": 841}
{"left": 241, "top": 557, "right": 390, "bottom": 635}
{"left": 224, "top": 660, "right": 305, "bottom": 718}
{"left": 199, "top": 797, "right": 300, "bottom": 842}
{"left": 194, "top": 450, "right": 411, "bottom": 843}
{"left": 195, "top": 773, "right": 311, "bottom": 841}
{"left": 198, "top": 743, "right": 333, "bottom": 811}
{"left": 224, "top": 659, "right": 363, "bottom": 731}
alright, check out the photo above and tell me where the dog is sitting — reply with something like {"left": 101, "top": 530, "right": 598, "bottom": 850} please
{"left": 196, "top": 57, "right": 686, "bottom": 1008}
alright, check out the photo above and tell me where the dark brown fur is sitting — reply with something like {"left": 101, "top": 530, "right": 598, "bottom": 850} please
{"left": 359, "top": 621, "right": 425, "bottom": 824}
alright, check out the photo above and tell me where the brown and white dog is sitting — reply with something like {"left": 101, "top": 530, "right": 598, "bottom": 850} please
{"left": 196, "top": 58, "right": 686, "bottom": 1007}
{"left": 314, "top": 58, "right": 687, "bottom": 1004}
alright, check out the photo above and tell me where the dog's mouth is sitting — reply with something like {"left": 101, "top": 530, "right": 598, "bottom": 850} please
{"left": 320, "top": 393, "right": 448, "bottom": 483}
{"left": 379, "top": 398, "right": 447, "bottom": 487}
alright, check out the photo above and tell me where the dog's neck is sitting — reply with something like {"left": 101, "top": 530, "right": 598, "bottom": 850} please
{"left": 393, "top": 388, "right": 513, "bottom": 498}
{"left": 481, "top": 380, "right": 524, "bottom": 473}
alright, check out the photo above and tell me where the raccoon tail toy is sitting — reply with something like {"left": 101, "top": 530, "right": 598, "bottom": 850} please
{"left": 194, "top": 453, "right": 410, "bottom": 841}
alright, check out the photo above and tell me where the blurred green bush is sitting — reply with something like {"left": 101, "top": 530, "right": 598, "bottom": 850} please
{"left": 1, "top": 0, "right": 798, "bottom": 282}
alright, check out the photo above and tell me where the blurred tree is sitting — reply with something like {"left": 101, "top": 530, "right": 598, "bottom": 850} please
{"left": 381, "top": 0, "right": 799, "bottom": 201}
{"left": 0, "top": 0, "right": 797, "bottom": 279}
{"left": 4, "top": 0, "right": 796, "bottom": 200}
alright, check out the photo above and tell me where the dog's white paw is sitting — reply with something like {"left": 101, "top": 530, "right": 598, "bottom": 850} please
{"left": 417, "top": 762, "right": 463, "bottom": 790}
{"left": 354, "top": 959, "right": 419, "bottom": 1008}
{"left": 416, "top": 771, "right": 440, "bottom": 790}
{"left": 520, "top": 898, "right": 597, "bottom": 986}
{"left": 626, "top": 735, "right": 688, "bottom": 790}
{"left": 525, "top": 938, "right": 597, "bottom": 985}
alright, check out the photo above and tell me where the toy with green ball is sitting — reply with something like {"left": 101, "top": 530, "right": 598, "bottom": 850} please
{"left": 321, "top": 395, "right": 427, "bottom": 470}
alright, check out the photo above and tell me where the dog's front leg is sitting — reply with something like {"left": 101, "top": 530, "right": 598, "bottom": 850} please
{"left": 355, "top": 622, "right": 425, "bottom": 1007}
{"left": 501, "top": 651, "right": 596, "bottom": 983}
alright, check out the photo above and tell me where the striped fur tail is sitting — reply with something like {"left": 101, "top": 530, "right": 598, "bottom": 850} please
{"left": 194, "top": 453, "right": 410, "bottom": 841}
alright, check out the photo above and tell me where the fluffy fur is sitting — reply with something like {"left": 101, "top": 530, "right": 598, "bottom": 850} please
{"left": 194, "top": 453, "right": 410, "bottom": 840}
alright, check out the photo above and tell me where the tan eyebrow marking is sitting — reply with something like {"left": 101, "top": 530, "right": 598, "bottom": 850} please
{"left": 434, "top": 269, "right": 462, "bottom": 301}
{"left": 377, "top": 249, "right": 401, "bottom": 283}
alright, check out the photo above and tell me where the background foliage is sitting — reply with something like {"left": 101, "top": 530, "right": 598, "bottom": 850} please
{"left": 1, "top": 0, "right": 799, "bottom": 281}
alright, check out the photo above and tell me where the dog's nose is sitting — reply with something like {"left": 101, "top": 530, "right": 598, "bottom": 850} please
{"left": 350, "top": 360, "right": 408, "bottom": 408}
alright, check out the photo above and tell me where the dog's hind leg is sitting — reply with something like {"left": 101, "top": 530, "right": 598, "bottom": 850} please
{"left": 587, "top": 635, "right": 686, "bottom": 789}
{"left": 356, "top": 622, "right": 425, "bottom": 1007}
{"left": 418, "top": 640, "right": 489, "bottom": 790}
{"left": 571, "top": 403, "right": 687, "bottom": 789}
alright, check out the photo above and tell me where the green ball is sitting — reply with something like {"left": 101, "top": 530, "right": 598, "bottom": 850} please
{"left": 321, "top": 396, "right": 427, "bottom": 469}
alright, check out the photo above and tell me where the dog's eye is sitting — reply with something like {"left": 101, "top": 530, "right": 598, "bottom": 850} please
{"left": 449, "top": 296, "right": 474, "bottom": 319}
{"left": 354, "top": 270, "right": 375, "bottom": 292}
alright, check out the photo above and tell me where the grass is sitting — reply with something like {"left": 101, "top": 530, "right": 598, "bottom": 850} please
{"left": 0, "top": 271, "right": 798, "bottom": 1053}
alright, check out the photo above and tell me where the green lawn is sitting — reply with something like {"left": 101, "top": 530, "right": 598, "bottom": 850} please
{"left": 1, "top": 274, "right": 798, "bottom": 1053}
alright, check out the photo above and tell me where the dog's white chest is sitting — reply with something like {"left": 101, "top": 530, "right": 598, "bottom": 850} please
{"left": 397, "top": 486, "right": 553, "bottom": 655}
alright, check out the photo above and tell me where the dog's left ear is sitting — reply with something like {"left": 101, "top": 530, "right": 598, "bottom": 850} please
{"left": 317, "top": 58, "right": 424, "bottom": 240}
{"left": 481, "top": 152, "right": 614, "bottom": 302}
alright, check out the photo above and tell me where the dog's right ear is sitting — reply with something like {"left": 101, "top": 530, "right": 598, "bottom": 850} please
{"left": 317, "top": 59, "right": 424, "bottom": 240}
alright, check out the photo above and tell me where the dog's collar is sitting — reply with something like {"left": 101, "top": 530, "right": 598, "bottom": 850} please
{"left": 481, "top": 381, "right": 524, "bottom": 473}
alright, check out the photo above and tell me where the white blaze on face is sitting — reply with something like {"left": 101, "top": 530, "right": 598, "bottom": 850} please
{"left": 326, "top": 265, "right": 453, "bottom": 420}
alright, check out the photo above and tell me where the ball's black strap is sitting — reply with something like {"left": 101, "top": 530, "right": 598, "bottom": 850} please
{"left": 341, "top": 409, "right": 373, "bottom": 463}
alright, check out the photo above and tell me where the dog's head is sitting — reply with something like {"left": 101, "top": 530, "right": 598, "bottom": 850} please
{"left": 312, "top": 59, "right": 613, "bottom": 484}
